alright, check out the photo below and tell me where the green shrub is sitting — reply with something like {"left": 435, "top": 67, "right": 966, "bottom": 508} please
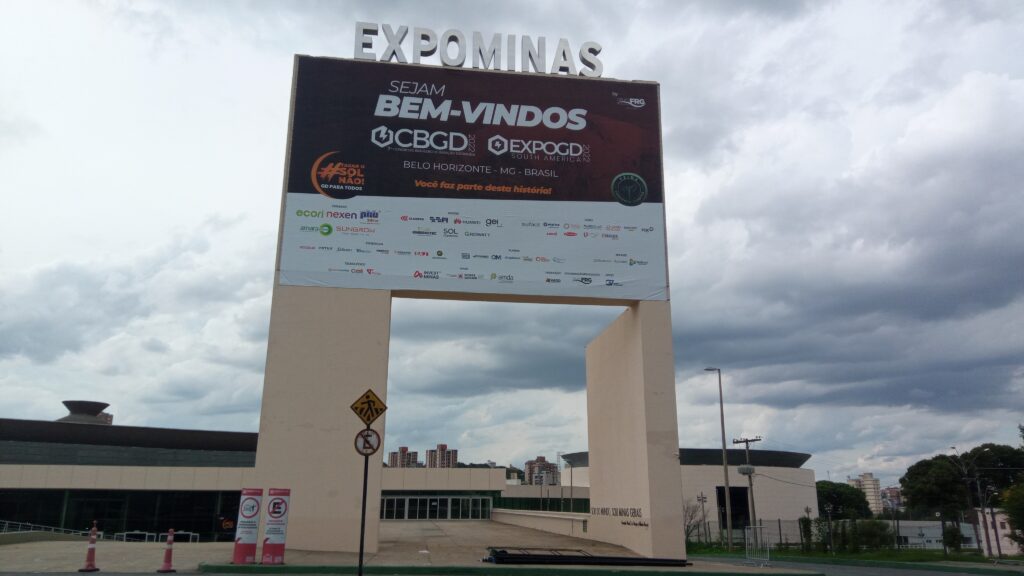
{"left": 856, "top": 519, "right": 894, "bottom": 550}
{"left": 943, "top": 525, "right": 963, "bottom": 552}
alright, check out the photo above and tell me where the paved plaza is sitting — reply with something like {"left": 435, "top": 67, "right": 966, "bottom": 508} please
{"left": 0, "top": 520, "right": 818, "bottom": 574}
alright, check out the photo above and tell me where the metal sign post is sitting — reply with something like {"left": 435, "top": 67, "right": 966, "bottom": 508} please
{"left": 350, "top": 390, "right": 386, "bottom": 576}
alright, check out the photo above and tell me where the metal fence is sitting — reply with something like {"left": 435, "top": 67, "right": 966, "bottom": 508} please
{"left": 744, "top": 525, "right": 770, "bottom": 565}
{"left": 0, "top": 519, "right": 99, "bottom": 538}
{"left": 114, "top": 531, "right": 157, "bottom": 542}
{"left": 693, "top": 518, "right": 991, "bottom": 554}
{"left": 694, "top": 519, "right": 805, "bottom": 549}
{"left": 159, "top": 530, "right": 200, "bottom": 543}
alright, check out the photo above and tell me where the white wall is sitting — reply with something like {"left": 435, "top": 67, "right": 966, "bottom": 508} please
{"left": 560, "top": 464, "right": 818, "bottom": 523}
{"left": 681, "top": 465, "right": 818, "bottom": 523}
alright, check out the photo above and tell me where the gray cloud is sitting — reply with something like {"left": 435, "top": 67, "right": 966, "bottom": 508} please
{"left": 389, "top": 301, "right": 621, "bottom": 396}
{"left": 0, "top": 115, "right": 42, "bottom": 149}
{"left": 673, "top": 72, "right": 1024, "bottom": 415}
{"left": 2, "top": 0, "right": 1023, "bottom": 476}
{"left": 0, "top": 264, "right": 150, "bottom": 362}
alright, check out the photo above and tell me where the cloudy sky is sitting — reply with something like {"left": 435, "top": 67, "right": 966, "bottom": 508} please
{"left": 1, "top": 0, "right": 1022, "bottom": 488}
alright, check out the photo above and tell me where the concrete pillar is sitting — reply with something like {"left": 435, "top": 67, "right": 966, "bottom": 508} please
{"left": 254, "top": 285, "right": 391, "bottom": 552}
{"left": 585, "top": 300, "right": 685, "bottom": 559}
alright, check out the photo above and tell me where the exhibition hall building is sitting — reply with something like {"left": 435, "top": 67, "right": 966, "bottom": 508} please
{"left": 0, "top": 401, "right": 818, "bottom": 543}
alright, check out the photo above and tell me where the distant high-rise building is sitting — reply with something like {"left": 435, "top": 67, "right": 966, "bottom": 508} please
{"left": 881, "top": 486, "right": 903, "bottom": 511}
{"left": 425, "top": 443, "right": 458, "bottom": 468}
{"left": 387, "top": 446, "right": 419, "bottom": 468}
{"left": 847, "top": 472, "right": 883, "bottom": 515}
{"left": 524, "top": 455, "right": 560, "bottom": 486}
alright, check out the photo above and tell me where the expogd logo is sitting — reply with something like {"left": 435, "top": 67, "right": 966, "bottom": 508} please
{"left": 611, "top": 173, "right": 648, "bottom": 206}
{"left": 372, "top": 125, "right": 471, "bottom": 152}
{"left": 310, "top": 151, "right": 365, "bottom": 200}
{"left": 487, "top": 134, "right": 585, "bottom": 158}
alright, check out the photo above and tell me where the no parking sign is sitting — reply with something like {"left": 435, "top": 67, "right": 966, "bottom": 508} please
{"left": 261, "top": 488, "right": 291, "bottom": 565}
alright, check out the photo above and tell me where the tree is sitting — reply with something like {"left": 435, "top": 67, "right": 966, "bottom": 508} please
{"left": 900, "top": 457, "right": 968, "bottom": 518}
{"left": 798, "top": 516, "right": 813, "bottom": 552}
{"left": 812, "top": 517, "right": 830, "bottom": 552}
{"left": 963, "top": 444, "right": 1024, "bottom": 504}
{"left": 1003, "top": 483, "right": 1024, "bottom": 552}
{"left": 943, "top": 525, "right": 963, "bottom": 552}
{"left": 816, "top": 480, "right": 872, "bottom": 519}
{"left": 682, "top": 499, "right": 703, "bottom": 542}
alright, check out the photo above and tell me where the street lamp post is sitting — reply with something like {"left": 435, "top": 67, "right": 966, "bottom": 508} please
{"left": 705, "top": 367, "right": 732, "bottom": 550}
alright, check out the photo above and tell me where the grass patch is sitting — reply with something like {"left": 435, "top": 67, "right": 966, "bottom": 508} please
{"left": 773, "top": 549, "right": 990, "bottom": 563}
{"left": 685, "top": 542, "right": 997, "bottom": 564}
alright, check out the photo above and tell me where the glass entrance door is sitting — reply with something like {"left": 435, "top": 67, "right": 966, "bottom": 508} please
{"left": 380, "top": 496, "right": 491, "bottom": 520}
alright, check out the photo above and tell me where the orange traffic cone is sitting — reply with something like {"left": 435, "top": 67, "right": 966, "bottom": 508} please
{"left": 156, "top": 528, "right": 176, "bottom": 573}
{"left": 78, "top": 520, "right": 100, "bottom": 572}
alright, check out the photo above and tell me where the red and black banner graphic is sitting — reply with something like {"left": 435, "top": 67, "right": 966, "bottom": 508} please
{"left": 286, "top": 56, "right": 663, "bottom": 205}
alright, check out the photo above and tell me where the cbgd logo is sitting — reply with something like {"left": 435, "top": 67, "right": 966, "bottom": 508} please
{"left": 371, "top": 125, "right": 469, "bottom": 151}
{"left": 371, "top": 126, "right": 393, "bottom": 147}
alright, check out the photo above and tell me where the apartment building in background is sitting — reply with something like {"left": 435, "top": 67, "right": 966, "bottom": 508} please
{"left": 388, "top": 446, "right": 419, "bottom": 468}
{"left": 881, "top": 485, "right": 903, "bottom": 511}
{"left": 425, "top": 443, "right": 458, "bottom": 468}
{"left": 524, "top": 455, "right": 560, "bottom": 485}
{"left": 848, "top": 472, "right": 883, "bottom": 515}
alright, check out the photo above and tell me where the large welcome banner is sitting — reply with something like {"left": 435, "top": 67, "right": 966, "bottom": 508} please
{"left": 279, "top": 56, "right": 668, "bottom": 300}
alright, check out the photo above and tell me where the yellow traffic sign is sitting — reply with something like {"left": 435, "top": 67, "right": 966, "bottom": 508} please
{"left": 350, "top": 389, "right": 387, "bottom": 426}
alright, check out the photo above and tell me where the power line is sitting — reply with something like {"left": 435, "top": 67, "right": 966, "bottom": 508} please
{"left": 754, "top": 472, "right": 817, "bottom": 489}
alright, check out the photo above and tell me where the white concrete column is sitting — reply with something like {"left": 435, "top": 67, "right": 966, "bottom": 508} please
{"left": 254, "top": 285, "right": 391, "bottom": 552}
{"left": 585, "top": 300, "right": 685, "bottom": 558}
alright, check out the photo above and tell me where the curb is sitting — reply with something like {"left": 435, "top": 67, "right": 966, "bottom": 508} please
{"left": 198, "top": 563, "right": 825, "bottom": 576}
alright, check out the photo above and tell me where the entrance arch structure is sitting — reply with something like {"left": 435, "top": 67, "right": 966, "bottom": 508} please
{"left": 254, "top": 55, "right": 684, "bottom": 559}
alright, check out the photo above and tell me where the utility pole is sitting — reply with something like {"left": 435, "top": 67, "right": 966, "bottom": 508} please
{"left": 733, "top": 436, "right": 762, "bottom": 529}
{"left": 705, "top": 367, "right": 732, "bottom": 550}
{"left": 697, "top": 492, "right": 709, "bottom": 543}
